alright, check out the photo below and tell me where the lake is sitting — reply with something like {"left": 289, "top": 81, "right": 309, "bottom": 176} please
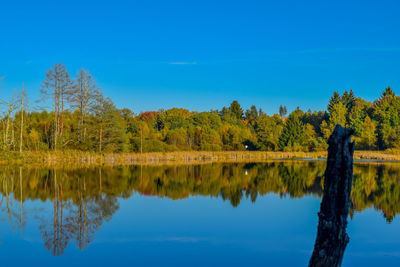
{"left": 1, "top": 161, "right": 400, "bottom": 266}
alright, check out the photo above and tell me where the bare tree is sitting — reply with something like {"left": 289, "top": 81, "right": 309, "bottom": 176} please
{"left": 19, "top": 84, "right": 27, "bottom": 153}
{"left": 40, "top": 64, "right": 74, "bottom": 150}
{"left": 0, "top": 90, "right": 19, "bottom": 150}
{"left": 72, "top": 69, "right": 100, "bottom": 142}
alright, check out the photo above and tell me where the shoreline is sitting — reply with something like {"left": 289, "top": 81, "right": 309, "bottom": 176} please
{"left": 1, "top": 150, "right": 400, "bottom": 167}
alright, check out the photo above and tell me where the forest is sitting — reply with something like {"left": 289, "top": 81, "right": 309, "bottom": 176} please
{"left": 0, "top": 63, "right": 398, "bottom": 154}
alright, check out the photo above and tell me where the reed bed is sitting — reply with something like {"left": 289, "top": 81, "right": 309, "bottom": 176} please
{"left": 1, "top": 150, "right": 400, "bottom": 167}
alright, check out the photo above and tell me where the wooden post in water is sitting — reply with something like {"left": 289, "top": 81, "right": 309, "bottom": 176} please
{"left": 309, "top": 125, "right": 355, "bottom": 267}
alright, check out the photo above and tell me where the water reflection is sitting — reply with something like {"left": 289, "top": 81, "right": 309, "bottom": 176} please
{"left": 0, "top": 161, "right": 400, "bottom": 256}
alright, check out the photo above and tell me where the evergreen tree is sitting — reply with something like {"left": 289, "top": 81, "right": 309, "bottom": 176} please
{"left": 229, "top": 100, "right": 243, "bottom": 120}
{"left": 245, "top": 105, "right": 258, "bottom": 125}
{"left": 341, "top": 89, "right": 356, "bottom": 112}
{"left": 327, "top": 91, "right": 341, "bottom": 114}
{"left": 279, "top": 105, "right": 287, "bottom": 117}
{"left": 278, "top": 111, "right": 305, "bottom": 151}
{"left": 381, "top": 86, "right": 395, "bottom": 98}
{"left": 219, "top": 106, "right": 231, "bottom": 121}
{"left": 373, "top": 88, "right": 400, "bottom": 149}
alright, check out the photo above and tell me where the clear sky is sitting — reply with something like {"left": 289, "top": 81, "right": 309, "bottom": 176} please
{"left": 1, "top": 0, "right": 400, "bottom": 114}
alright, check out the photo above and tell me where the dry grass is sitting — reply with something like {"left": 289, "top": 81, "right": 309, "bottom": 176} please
{"left": 1, "top": 150, "right": 400, "bottom": 167}
{"left": 0, "top": 150, "right": 327, "bottom": 166}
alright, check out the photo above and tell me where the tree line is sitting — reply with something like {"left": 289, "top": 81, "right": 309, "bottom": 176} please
{"left": 0, "top": 63, "right": 398, "bottom": 153}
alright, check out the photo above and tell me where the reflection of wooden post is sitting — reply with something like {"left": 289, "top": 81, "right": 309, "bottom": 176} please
{"left": 309, "top": 125, "right": 355, "bottom": 267}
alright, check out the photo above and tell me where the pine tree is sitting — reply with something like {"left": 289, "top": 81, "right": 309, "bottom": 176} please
{"left": 245, "top": 105, "right": 258, "bottom": 125}
{"left": 327, "top": 91, "right": 341, "bottom": 114}
{"left": 341, "top": 89, "right": 356, "bottom": 112}
{"left": 278, "top": 112, "right": 305, "bottom": 151}
{"left": 279, "top": 105, "right": 287, "bottom": 117}
{"left": 229, "top": 100, "right": 243, "bottom": 120}
{"left": 381, "top": 86, "right": 395, "bottom": 98}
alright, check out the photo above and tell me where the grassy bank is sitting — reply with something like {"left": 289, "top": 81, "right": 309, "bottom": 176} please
{"left": 2, "top": 150, "right": 400, "bottom": 167}
{"left": 0, "top": 150, "right": 326, "bottom": 166}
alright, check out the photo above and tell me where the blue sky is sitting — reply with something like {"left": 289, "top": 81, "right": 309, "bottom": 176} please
{"left": 1, "top": 0, "right": 400, "bottom": 114}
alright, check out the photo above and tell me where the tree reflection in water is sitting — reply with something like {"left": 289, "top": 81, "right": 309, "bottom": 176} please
{"left": 0, "top": 161, "right": 400, "bottom": 255}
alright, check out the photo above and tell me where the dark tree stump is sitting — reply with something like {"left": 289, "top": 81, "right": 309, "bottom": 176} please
{"left": 309, "top": 125, "right": 355, "bottom": 267}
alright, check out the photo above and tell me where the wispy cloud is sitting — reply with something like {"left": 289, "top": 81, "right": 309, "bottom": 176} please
{"left": 168, "top": 61, "right": 197, "bottom": 65}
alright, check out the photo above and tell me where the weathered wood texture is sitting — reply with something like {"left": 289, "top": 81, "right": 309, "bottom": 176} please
{"left": 309, "top": 125, "right": 355, "bottom": 267}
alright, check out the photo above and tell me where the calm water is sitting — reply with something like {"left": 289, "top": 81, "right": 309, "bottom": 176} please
{"left": 1, "top": 161, "right": 400, "bottom": 266}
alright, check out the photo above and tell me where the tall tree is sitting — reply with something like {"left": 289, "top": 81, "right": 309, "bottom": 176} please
{"left": 19, "top": 84, "right": 27, "bottom": 153}
{"left": 329, "top": 102, "right": 347, "bottom": 129}
{"left": 229, "top": 100, "right": 243, "bottom": 120}
{"left": 92, "top": 94, "right": 128, "bottom": 153}
{"left": 0, "top": 90, "right": 18, "bottom": 150}
{"left": 72, "top": 69, "right": 100, "bottom": 142}
{"left": 279, "top": 105, "right": 287, "bottom": 117}
{"left": 40, "top": 64, "right": 74, "bottom": 150}
{"left": 373, "top": 87, "right": 400, "bottom": 149}
{"left": 255, "top": 114, "right": 283, "bottom": 151}
{"left": 278, "top": 110, "right": 305, "bottom": 151}
{"left": 381, "top": 86, "right": 395, "bottom": 98}
{"left": 245, "top": 105, "right": 258, "bottom": 125}
{"left": 341, "top": 89, "right": 356, "bottom": 113}
{"left": 327, "top": 91, "right": 341, "bottom": 114}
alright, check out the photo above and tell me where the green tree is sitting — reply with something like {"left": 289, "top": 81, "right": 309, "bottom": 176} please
{"left": 329, "top": 102, "right": 347, "bottom": 128}
{"left": 381, "top": 86, "right": 395, "bottom": 98}
{"left": 245, "top": 105, "right": 258, "bottom": 125}
{"left": 278, "top": 111, "right": 305, "bottom": 151}
{"left": 255, "top": 114, "right": 283, "bottom": 151}
{"left": 279, "top": 105, "right": 287, "bottom": 117}
{"left": 373, "top": 87, "right": 400, "bottom": 149}
{"left": 166, "top": 128, "right": 187, "bottom": 148}
{"left": 92, "top": 95, "right": 128, "bottom": 152}
{"left": 358, "top": 116, "right": 377, "bottom": 150}
{"left": 341, "top": 89, "right": 356, "bottom": 113}
{"left": 302, "top": 123, "right": 327, "bottom": 152}
{"left": 229, "top": 100, "right": 243, "bottom": 120}
{"left": 327, "top": 91, "right": 341, "bottom": 114}
{"left": 200, "top": 127, "right": 222, "bottom": 151}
